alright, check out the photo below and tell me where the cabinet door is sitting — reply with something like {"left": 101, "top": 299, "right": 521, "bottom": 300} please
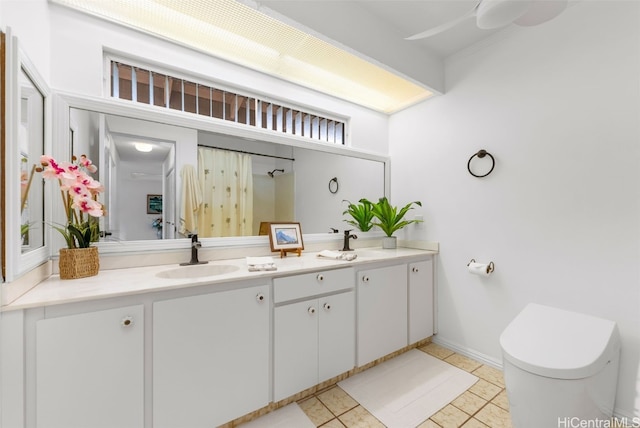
{"left": 357, "top": 264, "right": 408, "bottom": 367}
{"left": 409, "top": 259, "right": 434, "bottom": 344}
{"left": 153, "top": 285, "right": 270, "bottom": 428}
{"left": 36, "top": 305, "right": 144, "bottom": 428}
{"left": 274, "top": 299, "right": 319, "bottom": 401}
{"left": 319, "top": 291, "right": 355, "bottom": 383}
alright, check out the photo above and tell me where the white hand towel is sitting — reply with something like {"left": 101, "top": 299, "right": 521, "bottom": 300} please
{"left": 246, "top": 257, "right": 277, "bottom": 271}
{"left": 318, "top": 250, "right": 357, "bottom": 261}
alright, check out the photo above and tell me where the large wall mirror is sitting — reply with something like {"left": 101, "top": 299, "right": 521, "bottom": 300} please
{"left": 56, "top": 94, "right": 388, "bottom": 254}
{"left": 19, "top": 66, "right": 45, "bottom": 253}
{"left": 2, "top": 29, "right": 51, "bottom": 283}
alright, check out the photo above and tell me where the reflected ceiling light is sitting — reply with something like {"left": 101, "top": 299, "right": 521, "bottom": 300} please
{"left": 50, "top": 0, "right": 435, "bottom": 113}
{"left": 134, "top": 142, "right": 153, "bottom": 152}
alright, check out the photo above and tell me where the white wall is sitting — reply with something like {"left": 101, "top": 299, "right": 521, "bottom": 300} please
{"left": 2, "top": 0, "right": 389, "bottom": 151}
{"left": 390, "top": 1, "right": 640, "bottom": 417}
{"left": 116, "top": 161, "right": 163, "bottom": 241}
{"left": 44, "top": 1, "right": 389, "bottom": 154}
{"left": 0, "top": 0, "right": 51, "bottom": 80}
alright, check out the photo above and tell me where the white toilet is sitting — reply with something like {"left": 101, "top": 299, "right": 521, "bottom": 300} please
{"left": 500, "top": 303, "right": 620, "bottom": 428}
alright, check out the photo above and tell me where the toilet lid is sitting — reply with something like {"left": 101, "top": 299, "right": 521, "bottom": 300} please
{"left": 499, "top": 303, "right": 619, "bottom": 379}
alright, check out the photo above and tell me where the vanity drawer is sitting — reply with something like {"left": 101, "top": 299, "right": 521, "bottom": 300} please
{"left": 274, "top": 268, "right": 354, "bottom": 303}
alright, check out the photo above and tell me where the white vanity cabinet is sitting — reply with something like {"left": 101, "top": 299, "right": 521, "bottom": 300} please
{"left": 409, "top": 259, "right": 434, "bottom": 344}
{"left": 357, "top": 264, "right": 408, "bottom": 367}
{"left": 273, "top": 268, "right": 355, "bottom": 401}
{"left": 153, "top": 284, "right": 270, "bottom": 428}
{"left": 36, "top": 305, "right": 144, "bottom": 428}
{"left": 6, "top": 249, "right": 436, "bottom": 428}
{"left": 357, "top": 256, "right": 434, "bottom": 367}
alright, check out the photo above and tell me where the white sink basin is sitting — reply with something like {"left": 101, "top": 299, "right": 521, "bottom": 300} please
{"left": 156, "top": 264, "right": 240, "bottom": 279}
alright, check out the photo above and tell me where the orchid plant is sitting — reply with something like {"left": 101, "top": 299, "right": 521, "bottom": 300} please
{"left": 38, "top": 154, "right": 105, "bottom": 249}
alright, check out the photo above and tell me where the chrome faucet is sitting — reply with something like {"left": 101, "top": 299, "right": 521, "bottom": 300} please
{"left": 342, "top": 229, "right": 358, "bottom": 252}
{"left": 180, "top": 234, "right": 208, "bottom": 266}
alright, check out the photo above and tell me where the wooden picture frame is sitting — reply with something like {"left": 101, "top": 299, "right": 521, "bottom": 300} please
{"left": 268, "top": 222, "right": 304, "bottom": 257}
{"left": 146, "top": 194, "right": 163, "bottom": 214}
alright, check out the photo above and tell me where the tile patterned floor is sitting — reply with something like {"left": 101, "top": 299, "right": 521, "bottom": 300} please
{"left": 296, "top": 343, "right": 512, "bottom": 428}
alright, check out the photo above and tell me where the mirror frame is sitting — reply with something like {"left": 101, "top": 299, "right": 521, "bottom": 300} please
{"left": 2, "top": 29, "right": 52, "bottom": 283}
{"left": 53, "top": 91, "right": 390, "bottom": 255}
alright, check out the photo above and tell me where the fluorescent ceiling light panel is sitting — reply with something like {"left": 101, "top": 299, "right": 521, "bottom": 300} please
{"left": 50, "top": 0, "right": 435, "bottom": 113}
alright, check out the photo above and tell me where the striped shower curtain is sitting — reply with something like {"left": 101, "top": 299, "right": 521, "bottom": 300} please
{"left": 197, "top": 147, "right": 253, "bottom": 237}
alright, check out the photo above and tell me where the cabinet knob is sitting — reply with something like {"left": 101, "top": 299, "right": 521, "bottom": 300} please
{"left": 323, "top": 303, "right": 331, "bottom": 311}
{"left": 308, "top": 306, "right": 316, "bottom": 315}
{"left": 412, "top": 267, "right": 419, "bottom": 273}
{"left": 121, "top": 316, "right": 133, "bottom": 327}
{"left": 256, "top": 293, "right": 265, "bottom": 303}
{"left": 362, "top": 275, "right": 369, "bottom": 283}
{"left": 316, "top": 274, "right": 324, "bottom": 282}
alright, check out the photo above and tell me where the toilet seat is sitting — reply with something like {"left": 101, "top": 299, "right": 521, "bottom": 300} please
{"left": 500, "top": 303, "right": 620, "bottom": 379}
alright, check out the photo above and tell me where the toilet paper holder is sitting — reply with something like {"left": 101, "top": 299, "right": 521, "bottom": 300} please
{"left": 467, "top": 259, "right": 495, "bottom": 274}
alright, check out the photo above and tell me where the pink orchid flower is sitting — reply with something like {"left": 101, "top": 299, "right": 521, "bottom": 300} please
{"left": 39, "top": 155, "right": 66, "bottom": 180}
{"left": 68, "top": 184, "right": 91, "bottom": 200}
{"left": 72, "top": 197, "right": 103, "bottom": 217}
{"left": 79, "top": 155, "right": 98, "bottom": 173}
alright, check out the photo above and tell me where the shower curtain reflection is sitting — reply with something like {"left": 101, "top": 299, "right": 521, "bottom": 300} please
{"left": 197, "top": 147, "right": 254, "bottom": 237}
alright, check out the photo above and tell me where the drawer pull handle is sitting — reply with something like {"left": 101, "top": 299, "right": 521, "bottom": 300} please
{"left": 256, "top": 293, "right": 265, "bottom": 302}
{"left": 316, "top": 274, "right": 325, "bottom": 282}
{"left": 308, "top": 307, "right": 316, "bottom": 315}
{"left": 362, "top": 275, "right": 370, "bottom": 283}
{"left": 412, "top": 267, "right": 419, "bottom": 273}
{"left": 121, "top": 317, "right": 133, "bottom": 327}
{"left": 323, "top": 303, "right": 331, "bottom": 311}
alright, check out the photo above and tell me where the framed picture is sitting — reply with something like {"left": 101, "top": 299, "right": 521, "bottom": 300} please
{"left": 147, "top": 194, "right": 163, "bottom": 214}
{"left": 268, "top": 222, "right": 304, "bottom": 252}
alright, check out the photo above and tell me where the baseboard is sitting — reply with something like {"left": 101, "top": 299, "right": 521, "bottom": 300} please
{"left": 431, "top": 336, "right": 503, "bottom": 370}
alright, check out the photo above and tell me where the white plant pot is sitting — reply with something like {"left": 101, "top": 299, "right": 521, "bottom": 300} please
{"left": 382, "top": 236, "right": 397, "bottom": 249}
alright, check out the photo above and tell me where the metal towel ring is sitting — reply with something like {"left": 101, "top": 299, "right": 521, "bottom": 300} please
{"left": 467, "top": 149, "right": 495, "bottom": 178}
{"left": 328, "top": 177, "right": 339, "bottom": 194}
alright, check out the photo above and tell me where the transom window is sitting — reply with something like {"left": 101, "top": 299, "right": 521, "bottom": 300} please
{"left": 110, "top": 60, "right": 346, "bottom": 145}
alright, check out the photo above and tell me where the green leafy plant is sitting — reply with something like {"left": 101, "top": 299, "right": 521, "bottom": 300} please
{"left": 50, "top": 220, "right": 99, "bottom": 249}
{"left": 364, "top": 197, "right": 422, "bottom": 237}
{"left": 342, "top": 199, "right": 375, "bottom": 232}
{"left": 21, "top": 222, "right": 34, "bottom": 244}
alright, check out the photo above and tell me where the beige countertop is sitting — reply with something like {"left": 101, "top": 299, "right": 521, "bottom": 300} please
{"left": 4, "top": 247, "right": 436, "bottom": 311}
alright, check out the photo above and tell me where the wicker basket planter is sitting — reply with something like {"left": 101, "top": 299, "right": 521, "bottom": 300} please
{"left": 59, "top": 247, "right": 100, "bottom": 280}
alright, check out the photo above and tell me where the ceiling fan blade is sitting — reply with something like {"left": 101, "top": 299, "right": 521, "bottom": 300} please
{"left": 476, "top": 0, "right": 532, "bottom": 30}
{"left": 514, "top": 0, "right": 568, "bottom": 26}
{"left": 405, "top": 4, "right": 479, "bottom": 40}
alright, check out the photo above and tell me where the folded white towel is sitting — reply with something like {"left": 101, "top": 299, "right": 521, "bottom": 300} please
{"left": 318, "top": 250, "right": 357, "bottom": 261}
{"left": 246, "top": 257, "right": 277, "bottom": 271}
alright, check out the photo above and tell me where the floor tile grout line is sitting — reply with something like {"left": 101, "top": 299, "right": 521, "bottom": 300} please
{"left": 297, "top": 345, "right": 510, "bottom": 428}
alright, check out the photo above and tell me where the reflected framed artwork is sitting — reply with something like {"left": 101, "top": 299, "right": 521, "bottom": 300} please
{"left": 147, "top": 194, "right": 163, "bottom": 214}
{"left": 268, "top": 222, "right": 304, "bottom": 253}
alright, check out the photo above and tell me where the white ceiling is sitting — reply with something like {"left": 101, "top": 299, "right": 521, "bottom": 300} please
{"left": 112, "top": 133, "right": 173, "bottom": 165}
{"left": 256, "top": 0, "right": 504, "bottom": 59}
{"left": 252, "top": 0, "right": 575, "bottom": 96}
{"left": 54, "top": 0, "right": 573, "bottom": 112}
